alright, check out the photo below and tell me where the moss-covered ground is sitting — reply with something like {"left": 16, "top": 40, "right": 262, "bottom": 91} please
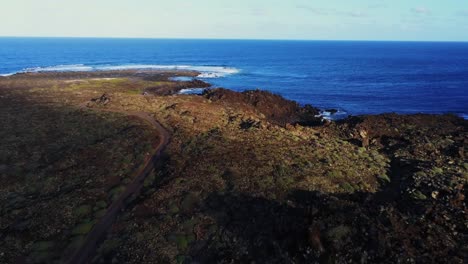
{"left": 0, "top": 70, "right": 466, "bottom": 263}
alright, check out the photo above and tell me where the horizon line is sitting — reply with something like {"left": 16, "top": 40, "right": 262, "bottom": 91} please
{"left": 1, "top": 35, "right": 468, "bottom": 43}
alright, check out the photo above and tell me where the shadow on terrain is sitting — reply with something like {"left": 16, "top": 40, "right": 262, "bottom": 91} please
{"left": 193, "top": 154, "right": 465, "bottom": 263}
{"left": 0, "top": 88, "right": 158, "bottom": 263}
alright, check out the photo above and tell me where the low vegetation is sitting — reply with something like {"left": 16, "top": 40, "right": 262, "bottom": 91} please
{"left": 0, "top": 71, "right": 466, "bottom": 263}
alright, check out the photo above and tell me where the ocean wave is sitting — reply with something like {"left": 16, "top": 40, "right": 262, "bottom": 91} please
{"left": 316, "top": 109, "right": 348, "bottom": 120}
{"left": 96, "top": 64, "right": 184, "bottom": 71}
{"left": 189, "top": 66, "right": 240, "bottom": 78}
{"left": 178, "top": 88, "right": 206, "bottom": 95}
{"left": 24, "top": 64, "right": 94, "bottom": 72}
{"left": 14, "top": 64, "right": 240, "bottom": 79}
{"left": 0, "top": 73, "right": 15, "bottom": 77}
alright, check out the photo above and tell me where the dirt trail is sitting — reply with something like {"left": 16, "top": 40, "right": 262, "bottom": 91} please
{"left": 66, "top": 105, "right": 170, "bottom": 264}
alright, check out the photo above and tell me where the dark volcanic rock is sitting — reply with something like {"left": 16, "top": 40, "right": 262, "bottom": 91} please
{"left": 90, "top": 93, "right": 111, "bottom": 105}
{"left": 185, "top": 79, "right": 211, "bottom": 89}
{"left": 203, "top": 88, "right": 322, "bottom": 126}
{"left": 145, "top": 79, "right": 211, "bottom": 95}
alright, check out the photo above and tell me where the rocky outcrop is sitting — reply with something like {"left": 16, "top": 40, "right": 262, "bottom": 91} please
{"left": 145, "top": 79, "right": 211, "bottom": 95}
{"left": 203, "top": 88, "right": 322, "bottom": 126}
{"left": 90, "top": 93, "right": 111, "bottom": 106}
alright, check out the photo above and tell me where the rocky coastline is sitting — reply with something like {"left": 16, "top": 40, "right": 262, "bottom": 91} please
{"left": 0, "top": 70, "right": 466, "bottom": 264}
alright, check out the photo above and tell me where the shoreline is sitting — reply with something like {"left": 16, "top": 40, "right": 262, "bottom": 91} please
{"left": 1, "top": 38, "right": 467, "bottom": 120}
{"left": 0, "top": 64, "right": 240, "bottom": 79}
{"left": 0, "top": 70, "right": 466, "bottom": 263}
{"left": 1, "top": 69, "right": 467, "bottom": 120}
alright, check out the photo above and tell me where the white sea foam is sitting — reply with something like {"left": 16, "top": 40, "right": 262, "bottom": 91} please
{"left": 24, "top": 64, "right": 94, "bottom": 72}
{"left": 97, "top": 64, "right": 240, "bottom": 78}
{"left": 0, "top": 73, "right": 15, "bottom": 77}
{"left": 12, "top": 64, "right": 240, "bottom": 79}
{"left": 188, "top": 66, "right": 240, "bottom": 78}
{"left": 316, "top": 109, "right": 348, "bottom": 120}
{"left": 178, "top": 88, "right": 206, "bottom": 95}
{"left": 96, "top": 64, "right": 183, "bottom": 71}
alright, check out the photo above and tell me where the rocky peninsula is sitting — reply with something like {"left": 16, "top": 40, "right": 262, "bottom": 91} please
{"left": 0, "top": 70, "right": 466, "bottom": 263}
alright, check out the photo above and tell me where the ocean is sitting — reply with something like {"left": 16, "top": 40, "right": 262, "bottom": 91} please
{"left": 1, "top": 37, "right": 467, "bottom": 119}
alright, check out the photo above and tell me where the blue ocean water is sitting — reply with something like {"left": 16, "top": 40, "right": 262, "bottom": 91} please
{"left": 1, "top": 37, "right": 467, "bottom": 118}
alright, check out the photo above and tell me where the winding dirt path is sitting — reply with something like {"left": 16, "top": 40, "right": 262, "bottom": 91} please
{"left": 66, "top": 105, "right": 170, "bottom": 264}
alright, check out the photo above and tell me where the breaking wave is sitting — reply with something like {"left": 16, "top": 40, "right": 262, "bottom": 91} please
{"left": 24, "top": 64, "right": 94, "bottom": 72}
{"left": 0, "top": 73, "right": 15, "bottom": 77}
{"left": 178, "top": 88, "right": 207, "bottom": 95}
{"left": 316, "top": 109, "right": 349, "bottom": 120}
{"left": 8, "top": 64, "right": 240, "bottom": 78}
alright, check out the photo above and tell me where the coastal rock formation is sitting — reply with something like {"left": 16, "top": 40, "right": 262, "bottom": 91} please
{"left": 203, "top": 88, "right": 321, "bottom": 126}
{"left": 145, "top": 79, "right": 211, "bottom": 95}
{"left": 90, "top": 93, "right": 111, "bottom": 105}
{"left": 0, "top": 71, "right": 466, "bottom": 264}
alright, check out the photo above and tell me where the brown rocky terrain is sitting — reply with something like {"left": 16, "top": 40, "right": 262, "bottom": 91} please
{"left": 202, "top": 88, "right": 321, "bottom": 126}
{"left": 0, "top": 71, "right": 466, "bottom": 264}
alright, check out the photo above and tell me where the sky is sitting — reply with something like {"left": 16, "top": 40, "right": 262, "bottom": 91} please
{"left": 1, "top": 0, "right": 468, "bottom": 41}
